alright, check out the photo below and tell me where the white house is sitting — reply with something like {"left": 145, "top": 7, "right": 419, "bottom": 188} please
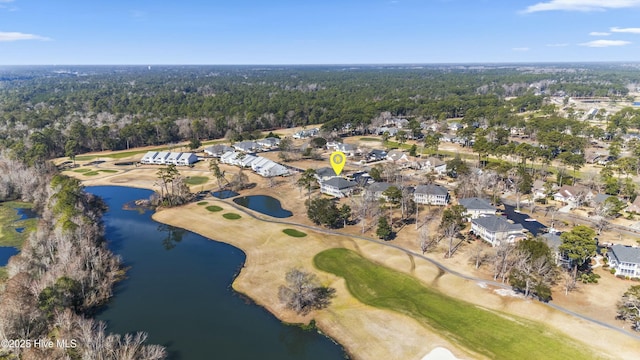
{"left": 177, "top": 152, "right": 198, "bottom": 166}
{"left": 326, "top": 142, "right": 359, "bottom": 157}
{"left": 458, "top": 197, "right": 496, "bottom": 220}
{"left": 232, "top": 141, "right": 260, "bottom": 153}
{"left": 204, "top": 144, "right": 234, "bottom": 157}
{"left": 254, "top": 161, "right": 289, "bottom": 177}
{"left": 220, "top": 151, "right": 241, "bottom": 165}
{"left": 239, "top": 154, "right": 258, "bottom": 168}
{"left": 257, "top": 137, "right": 281, "bottom": 149}
{"left": 413, "top": 184, "right": 449, "bottom": 205}
{"left": 166, "top": 152, "right": 182, "bottom": 165}
{"left": 553, "top": 185, "right": 594, "bottom": 206}
{"left": 141, "top": 151, "right": 159, "bottom": 164}
{"left": 471, "top": 215, "right": 526, "bottom": 247}
{"left": 387, "top": 150, "right": 412, "bottom": 168}
{"left": 292, "top": 128, "right": 319, "bottom": 139}
{"left": 607, "top": 244, "right": 640, "bottom": 279}
{"left": 320, "top": 178, "right": 357, "bottom": 198}
{"left": 423, "top": 157, "right": 447, "bottom": 175}
{"left": 153, "top": 151, "right": 171, "bottom": 165}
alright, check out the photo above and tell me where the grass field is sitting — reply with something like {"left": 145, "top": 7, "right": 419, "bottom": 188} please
{"left": 222, "top": 212, "right": 241, "bottom": 220}
{"left": 185, "top": 176, "right": 209, "bottom": 185}
{"left": 359, "top": 137, "right": 381, "bottom": 142}
{"left": 73, "top": 168, "right": 92, "bottom": 173}
{"left": 205, "top": 205, "right": 223, "bottom": 212}
{"left": 0, "top": 201, "right": 36, "bottom": 248}
{"left": 314, "top": 248, "right": 597, "bottom": 360}
{"left": 282, "top": 228, "right": 307, "bottom": 237}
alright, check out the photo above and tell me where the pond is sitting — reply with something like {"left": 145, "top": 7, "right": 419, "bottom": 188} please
{"left": 211, "top": 190, "right": 239, "bottom": 199}
{"left": 16, "top": 207, "right": 37, "bottom": 220}
{"left": 0, "top": 246, "right": 19, "bottom": 266}
{"left": 233, "top": 195, "right": 293, "bottom": 218}
{"left": 88, "top": 186, "right": 345, "bottom": 360}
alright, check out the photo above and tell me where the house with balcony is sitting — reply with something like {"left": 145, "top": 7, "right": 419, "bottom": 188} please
{"left": 320, "top": 178, "right": 357, "bottom": 198}
{"left": 458, "top": 197, "right": 496, "bottom": 220}
{"left": 471, "top": 215, "right": 526, "bottom": 247}
{"left": 607, "top": 244, "right": 640, "bottom": 279}
{"left": 413, "top": 184, "right": 449, "bottom": 205}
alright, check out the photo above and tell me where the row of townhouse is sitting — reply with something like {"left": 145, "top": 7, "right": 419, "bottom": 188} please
{"left": 140, "top": 151, "right": 198, "bottom": 166}
{"left": 220, "top": 151, "right": 289, "bottom": 177}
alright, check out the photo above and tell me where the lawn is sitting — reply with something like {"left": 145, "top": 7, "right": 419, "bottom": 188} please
{"left": 282, "top": 228, "right": 307, "bottom": 237}
{"left": 359, "top": 137, "right": 381, "bottom": 142}
{"left": 197, "top": 201, "right": 209, "bottom": 206}
{"left": 222, "top": 213, "right": 241, "bottom": 220}
{"left": 185, "top": 176, "right": 209, "bottom": 185}
{"left": 314, "top": 248, "right": 597, "bottom": 360}
{"left": 73, "top": 168, "right": 92, "bottom": 173}
{"left": 205, "top": 205, "right": 223, "bottom": 212}
{"left": 0, "top": 201, "right": 37, "bottom": 248}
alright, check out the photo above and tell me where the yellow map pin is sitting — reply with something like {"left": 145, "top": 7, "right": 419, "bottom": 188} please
{"left": 330, "top": 151, "right": 346, "bottom": 176}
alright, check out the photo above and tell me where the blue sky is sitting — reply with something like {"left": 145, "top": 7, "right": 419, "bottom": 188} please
{"left": 2, "top": 0, "right": 640, "bottom": 64}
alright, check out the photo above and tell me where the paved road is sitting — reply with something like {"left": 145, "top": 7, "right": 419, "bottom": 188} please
{"left": 215, "top": 195, "right": 640, "bottom": 341}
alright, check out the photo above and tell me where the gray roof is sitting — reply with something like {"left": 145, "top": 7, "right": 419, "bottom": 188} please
{"left": 593, "top": 193, "right": 612, "bottom": 205}
{"left": 609, "top": 244, "right": 640, "bottom": 264}
{"left": 414, "top": 184, "right": 448, "bottom": 196}
{"left": 316, "top": 167, "right": 338, "bottom": 178}
{"left": 366, "top": 182, "right": 393, "bottom": 193}
{"left": 541, "top": 232, "right": 562, "bottom": 251}
{"left": 472, "top": 215, "right": 523, "bottom": 232}
{"left": 322, "top": 177, "right": 357, "bottom": 190}
{"left": 459, "top": 197, "right": 495, "bottom": 211}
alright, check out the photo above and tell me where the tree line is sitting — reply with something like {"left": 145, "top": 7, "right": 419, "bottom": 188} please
{"left": 0, "top": 154, "right": 166, "bottom": 359}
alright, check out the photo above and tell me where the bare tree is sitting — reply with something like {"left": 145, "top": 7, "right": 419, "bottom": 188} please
{"left": 278, "top": 269, "right": 335, "bottom": 315}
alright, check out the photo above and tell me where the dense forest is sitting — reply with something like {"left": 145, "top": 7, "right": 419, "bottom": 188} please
{"left": 1, "top": 64, "right": 639, "bottom": 164}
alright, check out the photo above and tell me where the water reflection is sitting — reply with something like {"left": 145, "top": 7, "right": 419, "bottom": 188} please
{"left": 157, "top": 224, "right": 186, "bottom": 250}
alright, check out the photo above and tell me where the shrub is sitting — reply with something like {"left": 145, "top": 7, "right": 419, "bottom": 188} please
{"left": 610, "top": 268, "right": 617, "bottom": 274}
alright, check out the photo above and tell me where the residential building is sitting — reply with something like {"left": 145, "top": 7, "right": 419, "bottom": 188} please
{"left": 458, "top": 197, "right": 496, "bottom": 220}
{"left": 367, "top": 149, "right": 387, "bottom": 162}
{"left": 413, "top": 184, "right": 449, "bottom": 205}
{"left": 204, "top": 144, "right": 234, "bottom": 157}
{"left": 365, "top": 182, "right": 394, "bottom": 200}
{"left": 166, "top": 152, "right": 182, "bottom": 165}
{"left": 314, "top": 167, "right": 339, "bottom": 182}
{"left": 471, "top": 215, "right": 526, "bottom": 246}
{"left": 607, "top": 244, "right": 640, "bottom": 278}
{"left": 553, "top": 185, "right": 594, "bottom": 206}
{"left": 292, "top": 128, "right": 319, "bottom": 139}
{"left": 423, "top": 157, "right": 447, "bottom": 175}
{"left": 591, "top": 193, "right": 613, "bottom": 207}
{"left": 541, "top": 232, "right": 570, "bottom": 268}
{"left": 326, "top": 142, "right": 359, "bottom": 157}
{"left": 232, "top": 141, "right": 259, "bottom": 153}
{"left": 387, "top": 150, "right": 412, "bottom": 168}
{"left": 256, "top": 137, "right": 281, "bottom": 149}
{"left": 176, "top": 152, "right": 198, "bottom": 166}
{"left": 140, "top": 151, "right": 159, "bottom": 164}
{"left": 532, "top": 180, "right": 548, "bottom": 200}
{"left": 320, "top": 178, "right": 357, "bottom": 198}
{"left": 253, "top": 161, "right": 289, "bottom": 177}
{"left": 153, "top": 151, "right": 171, "bottom": 165}
{"left": 220, "top": 151, "right": 241, "bottom": 166}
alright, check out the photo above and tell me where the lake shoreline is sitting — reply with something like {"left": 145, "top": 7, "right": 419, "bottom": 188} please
{"left": 76, "top": 179, "right": 639, "bottom": 360}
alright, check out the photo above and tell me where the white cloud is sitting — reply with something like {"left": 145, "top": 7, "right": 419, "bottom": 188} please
{"left": 610, "top": 26, "right": 640, "bottom": 34}
{"left": 0, "top": 32, "right": 49, "bottom": 42}
{"left": 512, "top": 47, "right": 530, "bottom": 51}
{"left": 579, "top": 39, "right": 631, "bottom": 47}
{"left": 523, "top": 0, "right": 640, "bottom": 13}
{"left": 546, "top": 43, "right": 569, "bottom": 47}
{"left": 589, "top": 31, "right": 611, "bottom": 36}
